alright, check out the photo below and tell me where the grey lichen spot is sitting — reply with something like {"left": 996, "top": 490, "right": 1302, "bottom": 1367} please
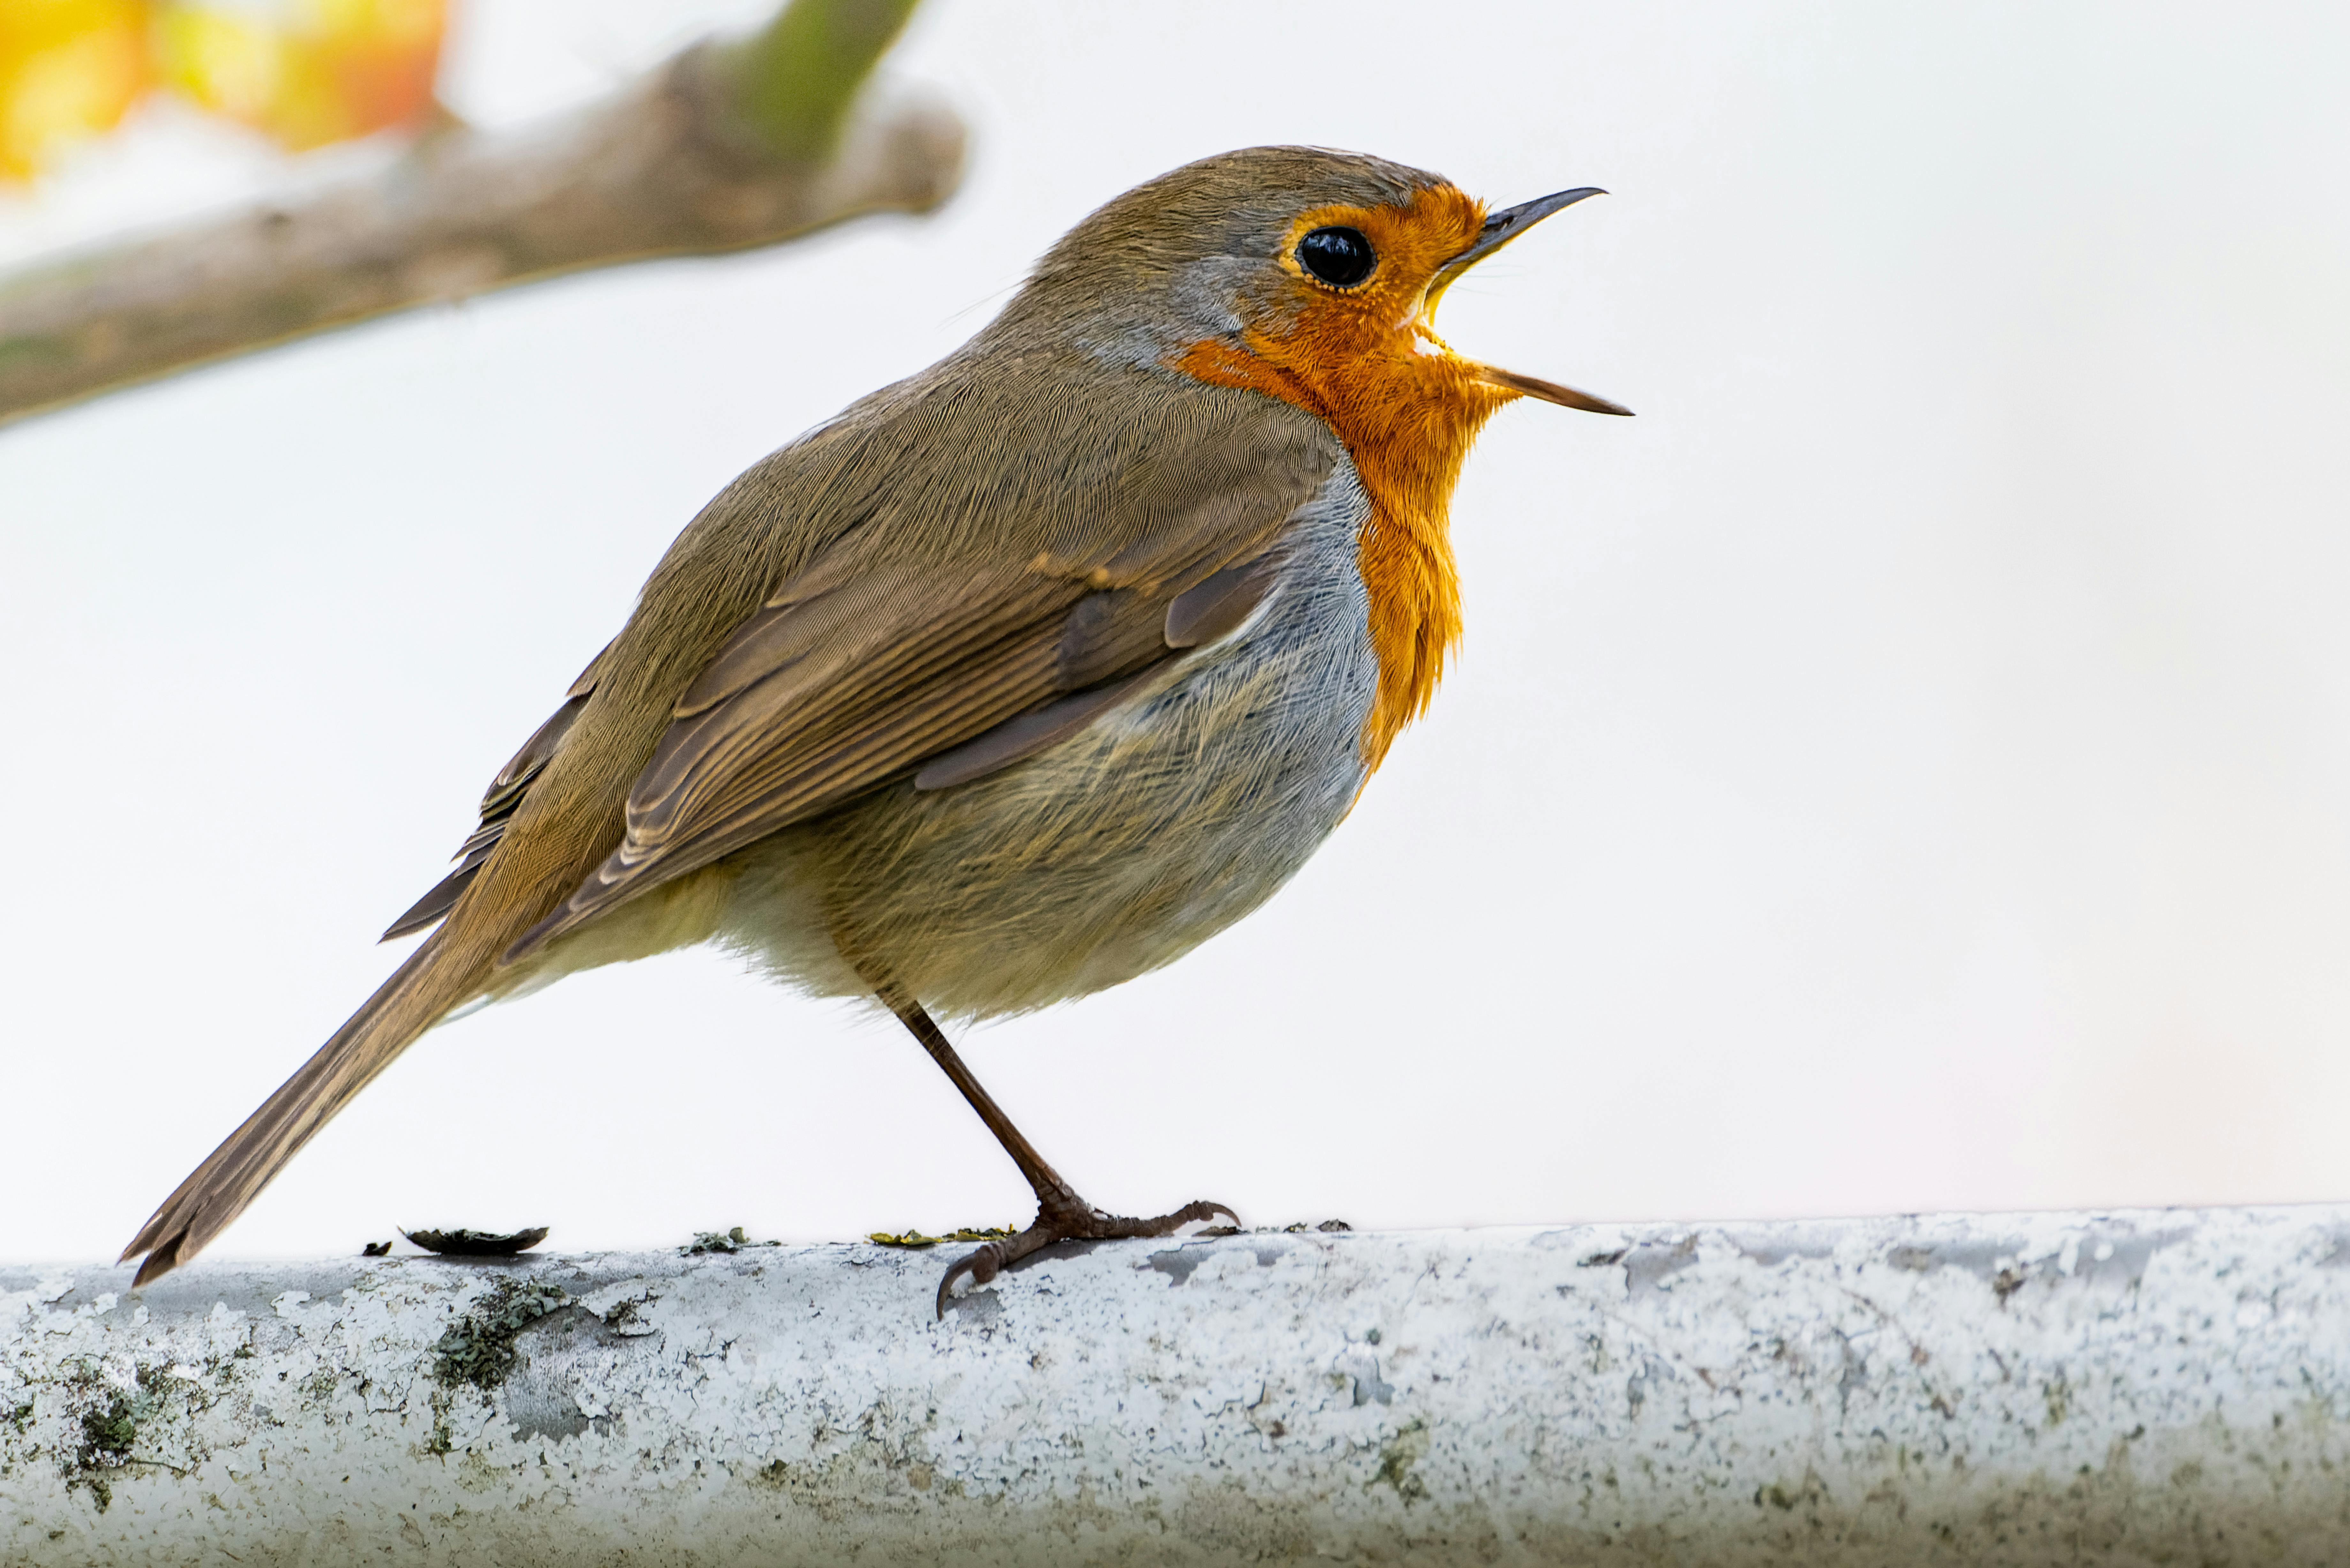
{"left": 42, "top": 1355, "right": 207, "bottom": 1514}
{"left": 1368, "top": 1418, "right": 1429, "bottom": 1502}
{"left": 1898, "top": 1237, "right": 2028, "bottom": 1280}
{"left": 1626, "top": 1355, "right": 1677, "bottom": 1420}
{"left": 424, "top": 1277, "right": 570, "bottom": 1456}
{"left": 502, "top": 1305, "right": 650, "bottom": 1442}
{"left": 597, "top": 1291, "right": 659, "bottom": 1337}
{"left": 431, "top": 1278, "right": 571, "bottom": 1394}
{"left": 2074, "top": 1228, "right": 2186, "bottom": 1290}
{"left": 1832, "top": 1331, "right": 1870, "bottom": 1414}
{"left": 1732, "top": 1228, "right": 1840, "bottom": 1267}
{"left": 681, "top": 1227, "right": 780, "bottom": 1255}
{"left": 59, "top": 1360, "right": 189, "bottom": 1513}
{"left": 1625, "top": 1235, "right": 1701, "bottom": 1296}
{"left": 941, "top": 1287, "right": 1003, "bottom": 1327}
{"left": 1336, "top": 1347, "right": 1394, "bottom": 1407}
{"left": 1570, "top": 1237, "right": 1704, "bottom": 1298}
{"left": 2044, "top": 1372, "right": 2073, "bottom": 1428}
{"left": 1147, "top": 1248, "right": 1207, "bottom": 1287}
{"left": 1755, "top": 1469, "right": 1828, "bottom": 1515}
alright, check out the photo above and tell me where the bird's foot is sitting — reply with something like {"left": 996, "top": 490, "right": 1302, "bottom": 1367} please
{"left": 936, "top": 1195, "right": 1237, "bottom": 1316}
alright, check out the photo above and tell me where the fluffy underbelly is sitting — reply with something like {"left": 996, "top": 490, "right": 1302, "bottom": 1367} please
{"left": 722, "top": 503, "right": 1379, "bottom": 1020}
{"left": 720, "top": 604, "right": 1374, "bottom": 1017}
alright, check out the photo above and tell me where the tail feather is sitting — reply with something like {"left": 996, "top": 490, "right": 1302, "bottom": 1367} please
{"left": 120, "top": 931, "right": 485, "bottom": 1285}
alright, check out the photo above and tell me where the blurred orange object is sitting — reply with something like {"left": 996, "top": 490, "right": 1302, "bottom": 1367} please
{"left": 159, "top": 0, "right": 447, "bottom": 152}
{"left": 0, "top": 0, "right": 151, "bottom": 179}
{"left": 0, "top": 0, "right": 446, "bottom": 180}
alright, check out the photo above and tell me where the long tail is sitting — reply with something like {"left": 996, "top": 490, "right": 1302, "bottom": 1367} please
{"left": 119, "top": 930, "right": 487, "bottom": 1285}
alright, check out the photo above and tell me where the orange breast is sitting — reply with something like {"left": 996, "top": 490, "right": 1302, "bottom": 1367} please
{"left": 1175, "top": 185, "right": 1514, "bottom": 770}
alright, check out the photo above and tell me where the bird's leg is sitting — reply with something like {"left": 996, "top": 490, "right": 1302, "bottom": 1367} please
{"left": 866, "top": 976, "right": 1237, "bottom": 1315}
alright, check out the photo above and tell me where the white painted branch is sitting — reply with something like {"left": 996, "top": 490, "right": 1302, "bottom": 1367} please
{"left": 5, "top": 1208, "right": 2348, "bottom": 1564}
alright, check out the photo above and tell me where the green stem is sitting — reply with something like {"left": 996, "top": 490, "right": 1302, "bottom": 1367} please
{"left": 721, "top": 0, "right": 923, "bottom": 162}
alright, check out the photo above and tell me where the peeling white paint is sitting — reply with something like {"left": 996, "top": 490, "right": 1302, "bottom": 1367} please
{"left": 5, "top": 1209, "right": 2349, "bottom": 1565}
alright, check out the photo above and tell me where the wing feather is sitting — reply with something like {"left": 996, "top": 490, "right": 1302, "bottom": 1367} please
{"left": 381, "top": 641, "right": 612, "bottom": 941}
{"left": 507, "top": 399, "right": 1340, "bottom": 959}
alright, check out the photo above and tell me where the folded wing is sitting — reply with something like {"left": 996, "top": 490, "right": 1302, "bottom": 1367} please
{"left": 381, "top": 642, "right": 611, "bottom": 941}
{"left": 507, "top": 405, "right": 1338, "bottom": 959}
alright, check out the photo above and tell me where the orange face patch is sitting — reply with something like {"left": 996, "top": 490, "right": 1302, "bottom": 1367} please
{"left": 1174, "top": 184, "right": 1520, "bottom": 771}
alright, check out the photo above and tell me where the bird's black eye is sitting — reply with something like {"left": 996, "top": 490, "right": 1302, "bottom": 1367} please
{"left": 1296, "top": 226, "right": 1376, "bottom": 288}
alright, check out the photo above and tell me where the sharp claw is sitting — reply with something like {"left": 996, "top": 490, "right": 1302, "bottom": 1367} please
{"left": 935, "top": 1252, "right": 981, "bottom": 1318}
{"left": 935, "top": 1238, "right": 1012, "bottom": 1317}
{"left": 932, "top": 1198, "right": 1246, "bottom": 1315}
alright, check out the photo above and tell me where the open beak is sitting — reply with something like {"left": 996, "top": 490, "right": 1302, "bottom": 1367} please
{"left": 1432, "top": 185, "right": 1633, "bottom": 417}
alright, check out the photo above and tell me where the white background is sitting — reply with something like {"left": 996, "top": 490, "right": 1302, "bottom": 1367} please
{"left": 4, "top": 2, "right": 2348, "bottom": 1265}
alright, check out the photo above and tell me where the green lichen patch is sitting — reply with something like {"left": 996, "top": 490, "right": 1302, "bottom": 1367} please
{"left": 682, "top": 1226, "right": 781, "bottom": 1255}
{"left": 599, "top": 1292, "right": 656, "bottom": 1333}
{"left": 1756, "top": 1469, "right": 1828, "bottom": 1514}
{"left": 1369, "top": 1418, "right": 1430, "bottom": 1503}
{"left": 58, "top": 1362, "right": 189, "bottom": 1513}
{"left": 424, "top": 1277, "right": 571, "bottom": 1457}
{"left": 2044, "top": 1372, "right": 2074, "bottom": 1427}
{"left": 78, "top": 1390, "right": 137, "bottom": 1462}
{"left": 301, "top": 1364, "right": 346, "bottom": 1406}
{"left": 424, "top": 1391, "right": 458, "bottom": 1458}
{"left": 431, "top": 1278, "right": 571, "bottom": 1394}
{"left": 867, "top": 1225, "right": 1015, "bottom": 1249}
{"left": 741, "top": 1420, "right": 949, "bottom": 1521}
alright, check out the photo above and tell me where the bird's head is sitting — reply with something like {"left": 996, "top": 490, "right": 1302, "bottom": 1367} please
{"left": 1006, "top": 145, "right": 1629, "bottom": 427}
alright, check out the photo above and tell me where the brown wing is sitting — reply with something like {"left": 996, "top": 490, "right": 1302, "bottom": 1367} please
{"left": 381, "top": 641, "right": 611, "bottom": 940}
{"left": 508, "top": 422, "right": 1334, "bottom": 958}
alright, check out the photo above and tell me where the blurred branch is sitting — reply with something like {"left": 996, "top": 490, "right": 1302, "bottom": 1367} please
{"left": 0, "top": 0, "right": 962, "bottom": 427}
{"left": 727, "top": 0, "right": 923, "bottom": 162}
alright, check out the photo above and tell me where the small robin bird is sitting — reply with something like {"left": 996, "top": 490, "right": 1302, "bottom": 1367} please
{"left": 121, "top": 146, "right": 1628, "bottom": 1309}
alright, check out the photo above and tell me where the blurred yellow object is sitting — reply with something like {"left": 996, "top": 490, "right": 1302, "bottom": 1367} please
{"left": 0, "top": 0, "right": 445, "bottom": 180}
{"left": 160, "top": 0, "right": 446, "bottom": 152}
{"left": 152, "top": 6, "right": 277, "bottom": 125}
{"left": 0, "top": 0, "right": 151, "bottom": 179}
